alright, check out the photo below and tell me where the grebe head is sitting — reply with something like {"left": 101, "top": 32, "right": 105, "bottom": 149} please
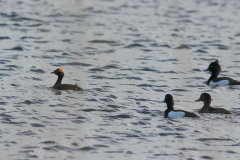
{"left": 51, "top": 67, "right": 64, "bottom": 78}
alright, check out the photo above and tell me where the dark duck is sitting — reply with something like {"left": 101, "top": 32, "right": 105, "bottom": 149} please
{"left": 195, "top": 93, "right": 231, "bottom": 114}
{"left": 204, "top": 59, "right": 240, "bottom": 86}
{"left": 51, "top": 67, "right": 83, "bottom": 91}
{"left": 163, "top": 94, "right": 199, "bottom": 118}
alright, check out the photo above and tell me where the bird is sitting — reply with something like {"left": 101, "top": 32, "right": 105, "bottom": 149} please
{"left": 195, "top": 93, "right": 231, "bottom": 114}
{"left": 51, "top": 67, "right": 83, "bottom": 91}
{"left": 204, "top": 59, "right": 240, "bottom": 86}
{"left": 162, "top": 94, "right": 199, "bottom": 118}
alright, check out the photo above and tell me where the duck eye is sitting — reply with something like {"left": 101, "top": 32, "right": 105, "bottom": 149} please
{"left": 210, "top": 65, "right": 212, "bottom": 68}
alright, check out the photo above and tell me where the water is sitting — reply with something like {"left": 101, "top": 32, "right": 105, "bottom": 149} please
{"left": 0, "top": 0, "right": 240, "bottom": 159}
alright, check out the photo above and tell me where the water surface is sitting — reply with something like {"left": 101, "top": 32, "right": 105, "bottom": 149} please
{"left": 0, "top": 0, "right": 240, "bottom": 159}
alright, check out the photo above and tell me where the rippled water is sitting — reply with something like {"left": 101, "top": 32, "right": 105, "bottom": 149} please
{"left": 1, "top": 0, "right": 240, "bottom": 159}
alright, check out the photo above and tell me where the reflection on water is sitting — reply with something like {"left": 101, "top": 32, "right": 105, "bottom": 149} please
{"left": 0, "top": 0, "right": 240, "bottom": 159}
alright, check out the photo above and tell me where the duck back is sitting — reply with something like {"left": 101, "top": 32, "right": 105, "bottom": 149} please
{"left": 176, "top": 110, "right": 199, "bottom": 118}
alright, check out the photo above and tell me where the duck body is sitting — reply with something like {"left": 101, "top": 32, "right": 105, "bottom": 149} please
{"left": 205, "top": 60, "right": 240, "bottom": 86}
{"left": 198, "top": 106, "right": 231, "bottom": 114}
{"left": 208, "top": 77, "right": 237, "bottom": 86}
{"left": 165, "top": 109, "right": 198, "bottom": 118}
{"left": 195, "top": 93, "right": 231, "bottom": 114}
{"left": 163, "top": 94, "right": 199, "bottom": 119}
{"left": 51, "top": 67, "right": 83, "bottom": 91}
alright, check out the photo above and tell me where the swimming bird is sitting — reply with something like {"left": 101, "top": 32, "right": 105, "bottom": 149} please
{"left": 204, "top": 59, "right": 240, "bottom": 86}
{"left": 163, "top": 94, "right": 199, "bottom": 118}
{"left": 51, "top": 67, "right": 83, "bottom": 91}
{"left": 195, "top": 93, "right": 231, "bottom": 114}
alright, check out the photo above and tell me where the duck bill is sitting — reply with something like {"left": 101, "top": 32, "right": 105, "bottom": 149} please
{"left": 203, "top": 68, "right": 209, "bottom": 71}
{"left": 194, "top": 98, "right": 201, "bottom": 102}
{"left": 161, "top": 100, "right": 165, "bottom": 103}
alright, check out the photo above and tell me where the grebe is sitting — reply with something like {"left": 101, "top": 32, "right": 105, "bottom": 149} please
{"left": 51, "top": 67, "right": 83, "bottom": 91}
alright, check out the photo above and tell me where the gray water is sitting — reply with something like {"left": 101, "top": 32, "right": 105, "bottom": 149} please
{"left": 0, "top": 0, "right": 240, "bottom": 159}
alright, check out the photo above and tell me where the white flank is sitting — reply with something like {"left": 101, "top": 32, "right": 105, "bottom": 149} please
{"left": 168, "top": 111, "right": 185, "bottom": 118}
{"left": 209, "top": 80, "right": 229, "bottom": 86}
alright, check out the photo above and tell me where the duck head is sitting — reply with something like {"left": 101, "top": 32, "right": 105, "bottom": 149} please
{"left": 163, "top": 94, "right": 174, "bottom": 110}
{"left": 204, "top": 60, "right": 221, "bottom": 75}
{"left": 195, "top": 93, "right": 211, "bottom": 106}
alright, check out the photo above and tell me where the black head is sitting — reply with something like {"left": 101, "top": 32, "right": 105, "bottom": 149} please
{"left": 51, "top": 67, "right": 64, "bottom": 78}
{"left": 195, "top": 93, "right": 211, "bottom": 106}
{"left": 163, "top": 94, "right": 174, "bottom": 109}
{"left": 206, "top": 60, "right": 221, "bottom": 74}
